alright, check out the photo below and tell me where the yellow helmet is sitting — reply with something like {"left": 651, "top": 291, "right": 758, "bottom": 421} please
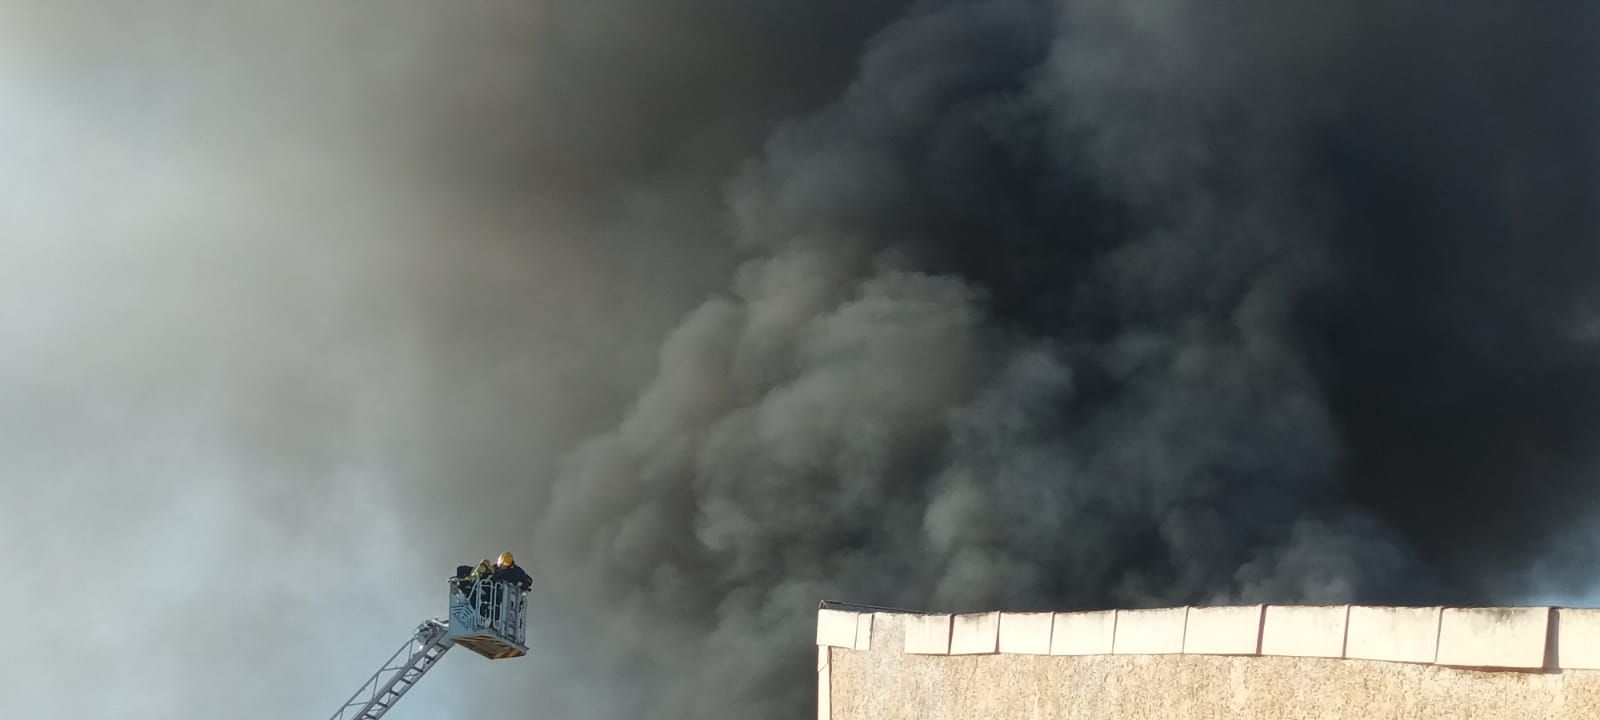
{"left": 497, "top": 551, "right": 514, "bottom": 567}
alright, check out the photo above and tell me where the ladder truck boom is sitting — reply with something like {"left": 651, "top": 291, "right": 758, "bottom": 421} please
{"left": 329, "top": 619, "right": 453, "bottom": 720}
{"left": 326, "top": 577, "right": 529, "bottom": 719}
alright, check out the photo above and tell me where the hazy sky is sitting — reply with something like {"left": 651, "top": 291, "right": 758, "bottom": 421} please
{"left": 6, "top": 2, "right": 1600, "bottom": 719}
{"left": 1, "top": 3, "right": 893, "bottom": 717}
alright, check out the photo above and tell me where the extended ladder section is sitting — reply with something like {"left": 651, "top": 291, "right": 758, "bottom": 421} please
{"left": 326, "top": 578, "right": 529, "bottom": 719}
{"left": 328, "top": 619, "right": 452, "bottom": 720}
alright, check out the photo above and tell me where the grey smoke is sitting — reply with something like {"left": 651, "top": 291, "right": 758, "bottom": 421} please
{"left": 5, "top": 1, "right": 1600, "bottom": 719}
{"left": 1, "top": 1, "right": 900, "bottom": 717}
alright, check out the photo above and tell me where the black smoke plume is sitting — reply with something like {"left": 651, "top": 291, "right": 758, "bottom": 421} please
{"left": 7, "top": 1, "right": 1600, "bottom": 718}
{"left": 522, "top": 1, "right": 1600, "bottom": 717}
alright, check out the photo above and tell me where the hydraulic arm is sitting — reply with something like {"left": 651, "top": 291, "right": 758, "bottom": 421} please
{"left": 328, "top": 619, "right": 453, "bottom": 720}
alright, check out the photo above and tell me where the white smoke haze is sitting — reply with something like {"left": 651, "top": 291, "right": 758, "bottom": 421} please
{"left": 6, "top": 1, "right": 1600, "bottom": 719}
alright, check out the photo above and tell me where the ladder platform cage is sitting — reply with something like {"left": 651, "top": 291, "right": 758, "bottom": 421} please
{"left": 448, "top": 577, "right": 529, "bottom": 659}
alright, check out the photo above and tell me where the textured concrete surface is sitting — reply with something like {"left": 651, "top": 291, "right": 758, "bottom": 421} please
{"left": 1261, "top": 605, "right": 1348, "bottom": 659}
{"left": 818, "top": 609, "right": 860, "bottom": 648}
{"left": 1556, "top": 608, "right": 1600, "bottom": 670}
{"left": 1183, "top": 605, "right": 1263, "bottom": 656}
{"left": 1113, "top": 608, "right": 1187, "bottom": 655}
{"left": 998, "top": 612, "right": 1053, "bottom": 655}
{"left": 1436, "top": 607, "right": 1549, "bottom": 669}
{"left": 1051, "top": 610, "right": 1115, "bottom": 656}
{"left": 829, "top": 616, "right": 1600, "bottom": 720}
{"left": 950, "top": 612, "right": 1000, "bottom": 655}
{"left": 904, "top": 614, "right": 952, "bottom": 655}
{"left": 1346, "top": 605, "right": 1441, "bottom": 664}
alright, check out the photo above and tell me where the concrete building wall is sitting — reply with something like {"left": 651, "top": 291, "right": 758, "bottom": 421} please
{"left": 817, "top": 605, "right": 1600, "bottom": 720}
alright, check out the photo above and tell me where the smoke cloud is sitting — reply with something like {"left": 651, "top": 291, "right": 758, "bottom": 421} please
{"left": 5, "top": 1, "right": 1600, "bottom": 719}
{"left": 529, "top": 0, "right": 1600, "bottom": 716}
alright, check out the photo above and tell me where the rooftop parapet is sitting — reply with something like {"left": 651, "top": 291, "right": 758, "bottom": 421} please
{"left": 817, "top": 602, "right": 1594, "bottom": 672}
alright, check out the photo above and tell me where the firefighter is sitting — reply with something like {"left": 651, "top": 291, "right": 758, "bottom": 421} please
{"left": 462, "top": 558, "right": 495, "bottom": 620}
{"left": 490, "top": 551, "right": 533, "bottom": 592}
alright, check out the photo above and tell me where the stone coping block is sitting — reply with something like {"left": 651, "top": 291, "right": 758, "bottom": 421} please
{"left": 950, "top": 612, "right": 1001, "bottom": 655}
{"left": 854, "top": 613, "right": 873, "bottom": 651}
{"left": 818, "top": 609, "right": 860, "bottom": 648}
{"left": 1051, "top": 610, "right": 1116, "bottom": 656}
{"left": 904, "top": 613, "right": 953, "bottom": 655}
{"left": 1261, "top": 605, "right": 1349, "bottom": 659}
{"left": 1113, "top": 607, "right": 1188, "bottom": 655}
{"left": 998, "top": 612, "right": 1054, "bottom": 655}
{"left": 1557, "top": 608, "right": 1600, "bottom": 670}
{"left": 1183, "top": 604, "right": 1264, "bottom": 656}
{"left": 1436, "top": 607, "right": 1550, "bottom": 669}
{"left": 1346, "top": 605, "right": 1441, "bottom": 664}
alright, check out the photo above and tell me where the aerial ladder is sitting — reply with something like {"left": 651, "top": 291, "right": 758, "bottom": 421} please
{"left": 327, "top": 573, "right": 529, "bottom": 719}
